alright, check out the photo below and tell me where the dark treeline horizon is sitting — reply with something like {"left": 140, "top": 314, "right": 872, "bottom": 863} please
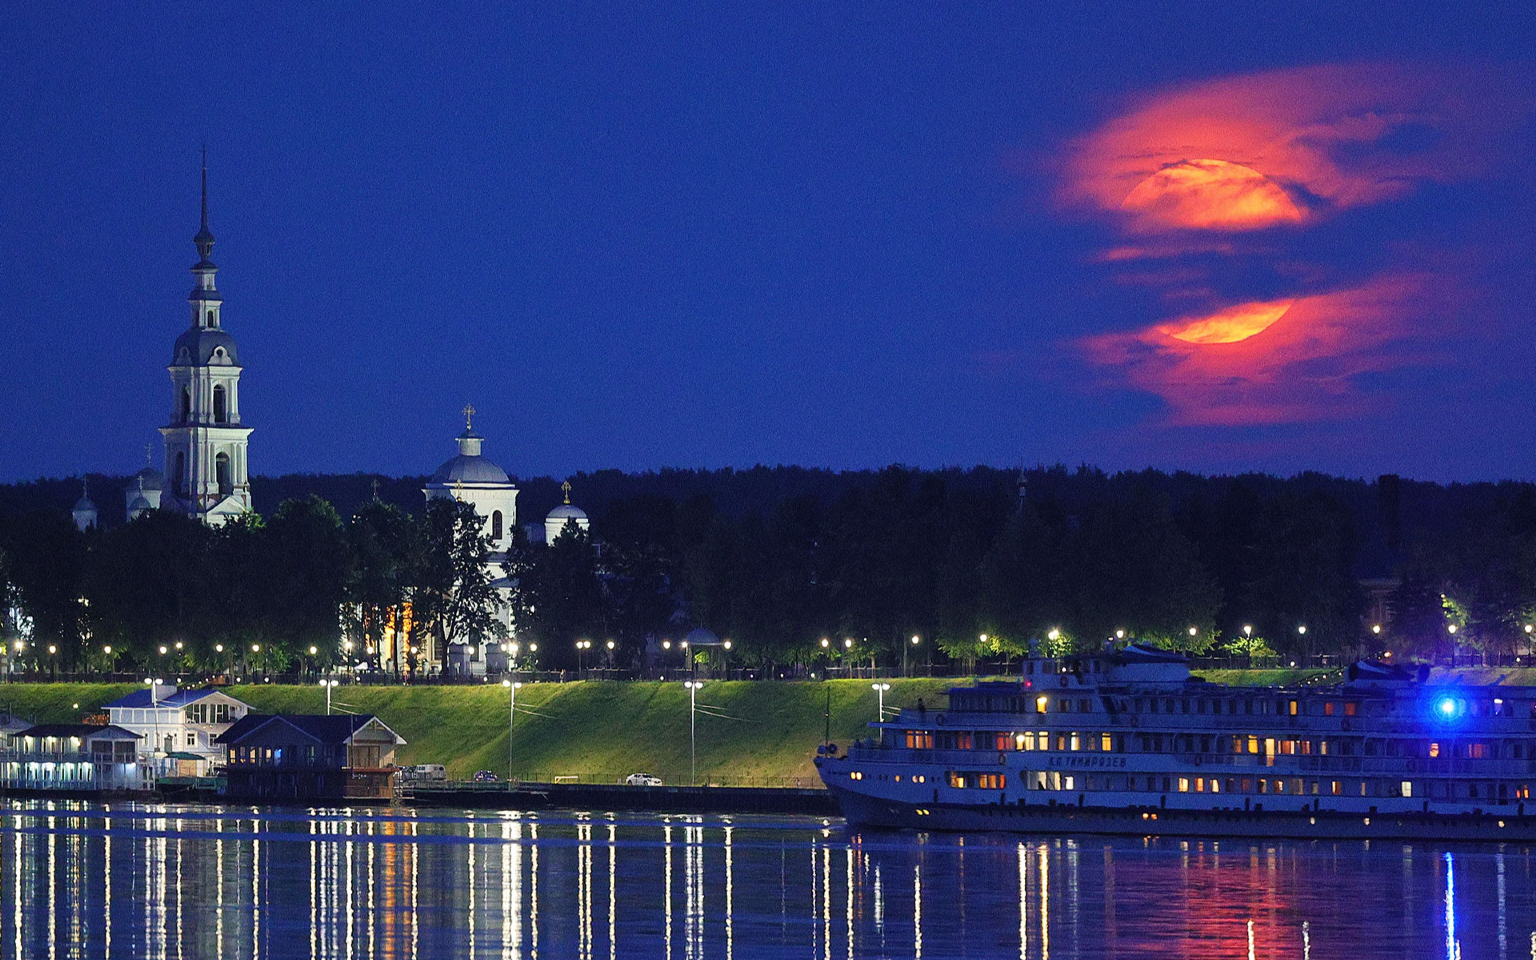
{"left": 3, "top": 463, "right": 1534, "bottom": 674}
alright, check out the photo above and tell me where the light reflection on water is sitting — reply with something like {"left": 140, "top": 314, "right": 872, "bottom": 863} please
{"left": 0, "top": 799, "right": 1534, "bottom": 958}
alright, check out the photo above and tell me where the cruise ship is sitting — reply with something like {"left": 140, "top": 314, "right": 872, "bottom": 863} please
{"left": 815, "top": 643, "right": 1536, "bottom": 840}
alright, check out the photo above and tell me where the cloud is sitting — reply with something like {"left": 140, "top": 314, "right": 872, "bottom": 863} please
{"left": 1080, "top": 275, "right": 1433, "bottom": 426}
{"left": 1062, "top": 62, "right": 1516, "bottom": 237}
{"left": 1053, "top": 62, "right": 1528, "bottom": 430}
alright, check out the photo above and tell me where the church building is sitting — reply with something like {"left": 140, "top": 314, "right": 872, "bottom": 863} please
{"left": 420, "top": 406, "right": 590, "bottom": 676}
{"left": 128, "top": 160, "right": 254, "bottom": 526}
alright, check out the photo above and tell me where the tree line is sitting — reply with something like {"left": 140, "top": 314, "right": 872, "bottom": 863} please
{"left": 2, "top": 465, "right": 1535, "bottom": 676}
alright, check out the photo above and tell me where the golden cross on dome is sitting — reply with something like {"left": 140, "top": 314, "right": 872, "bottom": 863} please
{"left": 561, "top": 480, "right": 572, "bottom": 505}
{"left": 462, "top": 404, "right": 476, "bottom": 430}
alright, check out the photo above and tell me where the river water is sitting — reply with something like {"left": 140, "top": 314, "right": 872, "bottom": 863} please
{"left": 0, "top": 798, "right": 1530, "bottom": 959}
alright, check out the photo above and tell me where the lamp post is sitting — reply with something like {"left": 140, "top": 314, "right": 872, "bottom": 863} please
{"left": 319, "top": 678, "right": 339, "bottom": 715}
{"left": 1447, "top": 623, "right": 1458, "bottom": 664}
{"left": 721, "top": 639, "right": 732, "bottom": 679}
{"left": 905, "top": 635, "right": 919, "bottom": 677}
{"left": 575, "top": 639, "right": 592, "bottom": 677}
{"left": 683, "top": 680, "right": 705, "bottom": 784}
{"left": 843, "top": 638, "right": 854, "bottom": 679}
{"left": 501, "top": 679, "right": 522, "bottom": 780}
{"left": 871, "top": 682, "right": 891, "bottom": 722}
{"left": 606, "top": 639, "right": 616, "bottom": 677}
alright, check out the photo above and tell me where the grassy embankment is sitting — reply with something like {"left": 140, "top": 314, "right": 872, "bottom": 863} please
{"left": 4, "top": 666, "right": 1513, "bottom": 784}
{"left": 0, "top": 679, "right": 953, "bottom": 784}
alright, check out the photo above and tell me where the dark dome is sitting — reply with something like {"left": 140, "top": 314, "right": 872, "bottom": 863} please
{"left": 429, "top": 455, "right": 511, "bottom": 485}
{"left": 132, "top": 466, "right": 166, "bottom": 491}
{"left": 172, "top": 328, "right": 239, "bottom": 366}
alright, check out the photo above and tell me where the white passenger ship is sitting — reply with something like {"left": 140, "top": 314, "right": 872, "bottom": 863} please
{"left": 816, "top": 643, "right": 1536, "bottom": 840}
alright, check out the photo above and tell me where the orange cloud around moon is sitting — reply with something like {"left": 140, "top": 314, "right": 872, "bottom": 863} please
{"left": 1081, "top": 276, "right": 1430, "bottom": 426}
{"left": 1061, "top": 63, "right": 1509, "bottom": 236}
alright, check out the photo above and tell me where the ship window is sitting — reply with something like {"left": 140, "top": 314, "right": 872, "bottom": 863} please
{"left": 1015, "top": 733, "right": 1027, "bottom": 751}
{"left": 1324, "top": 701, "right": 1336, "bottom": 716}
{"left": 1058, "top": 699, "right": 1070, "bottom": 713}
{"left": 1178, "top": 778, "right": 1190, "bottom": 792}
{"left": 1035, "top": 696, "right": 1048, "bottom": 714}
{"left": 1079, "top": 699, "right": 1090, "bottom": 713}
{"left": 1401, "top": 780, "right": 1413, "bottom": 798}
{"left": 1344, "top": 702, "right": 1358, "bottom": 717}
{"left": 1288, "top": 700, "right": 1298, "bottom": 716}
{"left": 1468, "top": 743, "right": 1489, "bottom": 759}
{"left": 1069, "top": 733, "right": 1080, "bottom": 751}
{"left": 1101, "top": 733, "right": 1112, "bottom": 752}
{"left": 956, "top": 732, "right": 973, "bottom": 751}
{"left": 1247, "top": 735, "right": 1259, "bottom": 754}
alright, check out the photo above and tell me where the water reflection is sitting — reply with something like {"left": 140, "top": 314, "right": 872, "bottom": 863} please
{"left": 0, "top": 800, "right": 1534, "bottom": 957}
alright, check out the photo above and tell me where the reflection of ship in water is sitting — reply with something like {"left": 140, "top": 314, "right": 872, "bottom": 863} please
{"left": 818, "top": 644, "right": 1536, "bottom": 839}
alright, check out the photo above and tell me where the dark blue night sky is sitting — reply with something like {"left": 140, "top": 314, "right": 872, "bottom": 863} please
{"left": 2, "top": 2, "right": 1533, "bottom": 483}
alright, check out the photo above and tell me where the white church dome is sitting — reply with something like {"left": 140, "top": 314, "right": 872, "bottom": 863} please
{"left": 547, "top": 503, "right": 587, "bottom": 522}
{"left": 429, "top": 432, "right": 511, "bottom": 485}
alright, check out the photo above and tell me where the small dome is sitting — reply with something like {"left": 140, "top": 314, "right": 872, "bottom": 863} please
{"left": 172, "top": 327, "right": 239, "bottom": 366}
{"left": 430, "top": 455, "right": 511, "bottom": 486}
{"left": 132, "top": 466, "right": 166, "bottom": 491}
{"left": 684, "top": 628, "right": 721, "bottom": 647}
{"left": 128, "top": 495, "right": 152, "bottom": 514}
{"left": 73, "top": 496, "right": 97, "bottom": 513}
{"left": 547, "top": 503, "right": 588, "bottom": 521}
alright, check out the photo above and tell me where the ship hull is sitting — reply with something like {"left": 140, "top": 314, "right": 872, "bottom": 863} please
{"left": 825, "top": 781, "right": 1536, "bottom": 842}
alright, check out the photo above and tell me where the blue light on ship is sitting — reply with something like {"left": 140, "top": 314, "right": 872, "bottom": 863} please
{"left": 1437, "top": 697, "right": 1457, "bottom": 717}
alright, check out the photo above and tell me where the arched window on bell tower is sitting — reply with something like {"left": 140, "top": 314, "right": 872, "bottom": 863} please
{"left": 491, "top": 510, "right": 503, "bottom": 541}
{"left": 216, "top": 453, "right": 232, "bottom": 496}
{"left": 181, "top": 387, "right": 192, "bottom": 423}
{"left": 174, "top": 452, "right": 187, "bottom": 496}
{"left": 213, "top": 385, "right": 227, "bottom": 423}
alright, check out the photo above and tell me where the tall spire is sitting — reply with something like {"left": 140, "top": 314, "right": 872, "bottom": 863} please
{"left": 194, "top": 145, "right": 216, "bottom": 265}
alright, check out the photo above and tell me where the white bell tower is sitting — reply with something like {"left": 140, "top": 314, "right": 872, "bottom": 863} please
{"left": 159, "top": 154, "right": 254, "bottom": 525}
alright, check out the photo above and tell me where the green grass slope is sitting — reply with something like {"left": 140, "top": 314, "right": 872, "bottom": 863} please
{"left": 0, "top": 679, "right": 953, "bottom": 785}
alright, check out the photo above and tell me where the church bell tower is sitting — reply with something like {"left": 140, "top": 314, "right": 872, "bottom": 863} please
{"left": 159, "top": 154, "right": 254, "bottom": 525}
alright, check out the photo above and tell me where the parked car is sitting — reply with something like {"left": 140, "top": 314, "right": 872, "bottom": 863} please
{"left": 473, "top": 770, "right": 500, "bottom": 783}
{"left": 625, "top": 773, "right": 663, "bottom": 787}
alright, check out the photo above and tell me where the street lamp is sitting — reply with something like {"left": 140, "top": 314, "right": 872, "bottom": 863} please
{"left": 683, "top": 680, "right": 705, "bottom": 784}
{"left": 575, "top": 639, "right": 592, "bottom": 676}
{"left": 905, "top": 635, "right": 919, "bottom": 677}
{"left": 501, "top": 679, "right": 522, "bottom": 780}
{"left": 319, "top": 678, "right": 339, "bottom": 715}
{"left": 871, "top": 682, "right": 891, "bottom": 722}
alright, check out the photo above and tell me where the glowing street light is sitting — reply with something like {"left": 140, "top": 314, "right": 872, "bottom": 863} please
{"left": 905, "top": 634, "right": 920, "bottom": 676}
{"left": 1372, "top": 624, "right": 1382, "bottom": 635}
{"left": 501, "top": 678, "right": 523, "bottom": 779}
{"left": 1188, "top": 627, "right": 1198, "bottom": 637}
{"left": 683, "top": 680, "right": 706, "bottom": 784}
{"left": 319, "top": 678, "right": 339, "bottom": 714}
{"left": 1297, "top": 625, "right": 1307, "bottom": 636}
{"left": 871, "top": 682, "right": 891, "bottom": 722}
